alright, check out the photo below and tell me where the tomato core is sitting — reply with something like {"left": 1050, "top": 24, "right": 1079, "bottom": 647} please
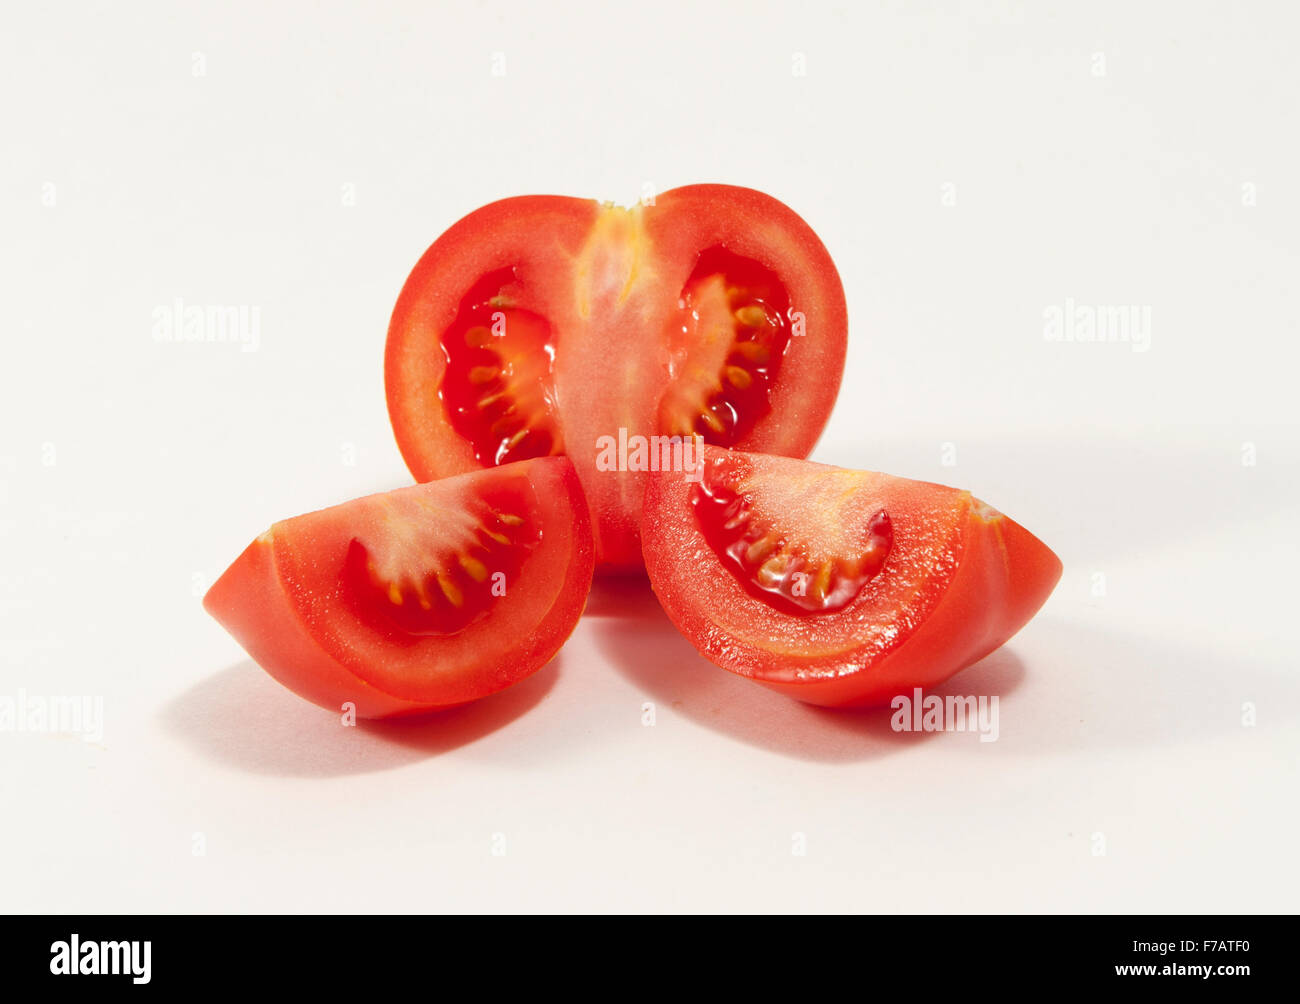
{"left": 692, "top": 463, "right": 893, "bottom": 615}
{"left": 439, "top": 268, "right": 563, "bottom": 466}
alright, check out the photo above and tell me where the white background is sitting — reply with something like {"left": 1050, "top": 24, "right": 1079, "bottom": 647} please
{"left": 2, "top": 1, "right": 1297, "bottom": 912}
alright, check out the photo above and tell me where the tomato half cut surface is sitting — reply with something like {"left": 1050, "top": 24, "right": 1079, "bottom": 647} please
{"left": 641, "top": 447, "right": 1062, "bottom": 707}
{"left": 385, "top": 184, "right": 847, "bottom": 570}
{"left": 204, "top": 457, "right": 594, "bottom": 718}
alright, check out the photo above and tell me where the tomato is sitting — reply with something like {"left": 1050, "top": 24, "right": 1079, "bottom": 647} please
{"left": 640, "top": 447, "right": 1062, "bottom": 707}
{"left": 203, "top": 457, "right": 594, "bottom": 718}
{"left": 385, "top": 184, "right": 847, "bottom": 570}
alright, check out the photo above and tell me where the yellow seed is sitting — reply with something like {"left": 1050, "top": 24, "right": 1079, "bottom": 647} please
{"left": 437, "top": 574, "right": 464, "bottom": 607}
{"left": 490, "top": 412, "right": 521, "bottom": 437}
{"left": 812, "top": 563, "right": 833, "bottom": 601}
{"left": 726, "top": 285, "right": 743, "bottom": 300}
{"left": 459, "top": 555, "right": 488, "bottom": 582}
{"left": 465, "top": 326, "right": 493, "bottom": 347}
{"left": 732, "top": 341, "right": 770, "bottom": 364}
{"left": 723, "top": 510, "right": 750, "bottom": 531}
{"left": 660, "top": 416, "right": 691, "bottom": 438}
{"left": 757, "top": 554, "right": 789, "bottom": 587}
{"left": 476, "top": 391, "right": 507, "bottom": 410}
{"left": 505, "top": 427, "right": 529, "bottom": 450}
{"left": 387, "top": 582, "right": 403, "bottom": 605}
{"left": 468, "top": 365, "right": 499, "bottom": 385}
{"left": 724, "top": 365, "right": 752, "bottom": 389}
{"left": 496, "top": 512, "right": 524, "bottom": 526}
{"left": 735, "top": 305, "right": 768, "bottom": 328}
{"left": 482, "top": 528, "right": 510, "bottom": 545}
{"left": 700, "top": 409, "right": 725, "bottom": 434}
{"left": 746, "top": 533, "right": 779, "bottom": 565}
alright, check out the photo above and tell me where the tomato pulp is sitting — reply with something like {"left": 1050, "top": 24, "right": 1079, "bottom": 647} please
{"left": 641, "top": 447, "right": 1062, "bottom": 707}
{"left": 385, "top": 185, "right": 847, "bottom": 570}
{"left": 204, "top": 457, "right": 594, "bottom": 718}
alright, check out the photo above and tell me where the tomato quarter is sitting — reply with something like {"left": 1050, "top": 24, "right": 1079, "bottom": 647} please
{"left": 204, "top": 457, "right": 594, "bottom": 718}
{"left": 385, "top": 185, "right": 847, "bottom": 570}
{"left": 641, "top": 447, "right": 1062, "bottom": 707}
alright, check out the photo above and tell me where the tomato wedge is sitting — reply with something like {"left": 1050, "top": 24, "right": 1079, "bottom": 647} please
{"left": 385, "top": 185, "right": 847, "bottom": 570}
{"left": 640, "top": 447, "right": 1062, "bottom": 707}
{"left": 204, "top": 457, "right": 594, "bottom": 718}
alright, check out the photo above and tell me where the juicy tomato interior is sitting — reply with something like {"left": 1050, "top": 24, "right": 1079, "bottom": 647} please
{"left": 693, "top": 450, "right": 892, "bottom": 615}
{"left": 342, "top": 478, "right": 541, "bottom": 639}
{"left": 659, "top": 247, "right": 794, "bottom": 444}
{"left": 439, "top": 268, "right": 562, "bottom": 466}
{"left": 385, "top": 185, "right": 848, "bottom": 569}
{"left": 640, "top": 446, "right": 1062, "bottom": 707}
{"left": 203, "top": 457, "right": 594, "bottom": 718}
{"left": 439, "top": 250, "right": 797, "bottom": 461}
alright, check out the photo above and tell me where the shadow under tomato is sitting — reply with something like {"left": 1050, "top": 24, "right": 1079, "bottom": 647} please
{"left": 162, "top": 653, "right": 560, "bottom": 778}
{"left": 827, "top": 432, "right": 1298, "bottom": 568}
{"left": 586, "top": 578, "right": 1027, "bottom": 763}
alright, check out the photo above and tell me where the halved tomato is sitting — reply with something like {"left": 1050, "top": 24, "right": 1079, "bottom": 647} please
{"left": 385, "top": 185, "right": 847, "bottom": 570}
{"left": 640, "top": 447, "right": 1062, "bottom": 707}
{"left": 204, "top": 457, "right": 593, "bottom": 718}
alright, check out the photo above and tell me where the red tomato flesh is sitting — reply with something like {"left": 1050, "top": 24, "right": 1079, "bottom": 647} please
{"left": 385, "top": 185, "right": 847, "bottom": 570}
{"left": 641, "top": 447, "right": 1062, "bottom": 707}
{"left": 204, "top": 457, "right": 594, "bottom": 718}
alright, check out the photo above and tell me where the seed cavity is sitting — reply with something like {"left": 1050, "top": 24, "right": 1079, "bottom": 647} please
{"left": 439, "top": 268, "right": 563, "bottom": 467}
{"left": 691, "top": 463, "right": 893, "bottom": 615}
{"left": 343, "top": 486, "right": 542, "bottom": 637}
{"left": 659, "top": 247, "right": 793, "bottom": 446}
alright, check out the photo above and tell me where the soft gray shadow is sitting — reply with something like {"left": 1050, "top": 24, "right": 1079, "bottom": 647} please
{"left": 587, "top": 578, "right": 1027, "bottom": 763}
{"left": 162, "top": 655, "right": 560, "bottom": 778}
{"left": 591, "top": 578, "right": 1298, "bottom": 758}
{"left": 827, "top": 432, "right": 1296, "bottom": 565}
{"left": 584, "top": 567, "right": 650, "bottom": 610}
{"left": 971, "top": 616, "right": 1299, "bottom": 755}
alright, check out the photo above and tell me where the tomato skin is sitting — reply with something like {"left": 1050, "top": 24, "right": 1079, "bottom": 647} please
{"left": 640, "top": 448, "right": 1062, "bottom": 708}
{"left": 385, "top": 186, "right": 847, "bottom": 571}
{"left": 385, "top": 196, "right": 600, "bottom": 483}
{"left": 205, "top": 530, "right": 419, "bottom": 718}
{"left": 638, "top": 186, "right": 847, "bottom": 461}
{"left": 204, "top": 458, "right": 594, "bottom": 719}
{"left": 755, "top": 510, "right": 1061, "bottom": 707}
